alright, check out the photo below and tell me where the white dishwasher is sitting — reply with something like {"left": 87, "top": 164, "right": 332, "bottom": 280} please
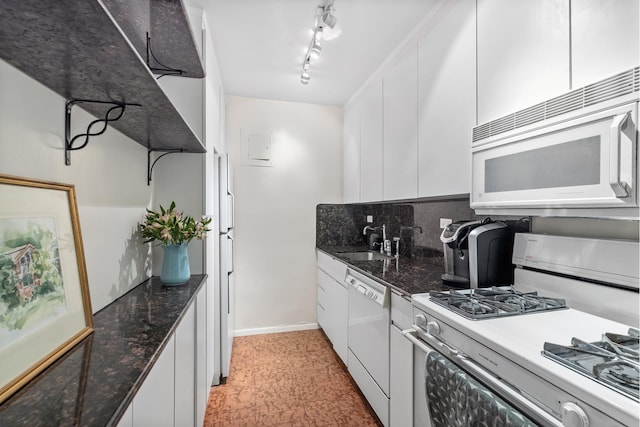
{"left": 346, "top": 269, "right": 390, "bottom": 427}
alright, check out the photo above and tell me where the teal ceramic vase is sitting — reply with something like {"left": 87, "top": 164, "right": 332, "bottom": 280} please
{"left": 160, "top": 243, "right": 190, "bottom": 285}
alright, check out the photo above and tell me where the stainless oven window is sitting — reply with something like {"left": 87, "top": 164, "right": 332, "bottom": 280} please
{"left": 485, "top": 136, "right": 600, "bottom": 192}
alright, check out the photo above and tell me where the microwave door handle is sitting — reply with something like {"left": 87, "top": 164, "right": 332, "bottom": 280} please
{"left": 609, "top": 112, "right": 630, "bottom": 197}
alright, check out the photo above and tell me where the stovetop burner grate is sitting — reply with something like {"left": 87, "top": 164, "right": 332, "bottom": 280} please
{"left": 543, "top": 328, "right": 640, "bottom": 400}
{"left": 429, "top": 286, "right": 568, "bottom": 320}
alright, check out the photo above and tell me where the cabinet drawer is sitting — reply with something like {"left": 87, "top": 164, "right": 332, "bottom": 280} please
{"left": 317, "top": 251, "right": 348, "bottom": 283}
{"left": 391, "top": 291, "right": 413, "bottom": 330}
{"left": 317, "top": 269, "right": 332, "bottom": 309}
{"left": 317, "top": 303, "right": 327, "bottom": 329}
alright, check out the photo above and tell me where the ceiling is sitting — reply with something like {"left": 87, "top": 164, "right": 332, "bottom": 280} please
{"left": 192, "top": 0, "right": 442, "bottom": 106}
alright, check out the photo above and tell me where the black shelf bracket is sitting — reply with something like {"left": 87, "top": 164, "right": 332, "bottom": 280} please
{"left": 65, "top": 99, "right": 141, "bottom": 166}
{"left": 147, "top": 149, "right": 183, "bottom": 185}
{"left": 146, "top": 32, "right": 184, "bottom": 79}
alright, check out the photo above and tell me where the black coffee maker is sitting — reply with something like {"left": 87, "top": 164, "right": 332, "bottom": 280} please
{"left": 440, "top": 219, "right": 514, "bottom": 288}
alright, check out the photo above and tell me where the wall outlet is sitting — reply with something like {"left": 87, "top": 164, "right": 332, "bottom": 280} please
{"left": 440, "top": 218, "right": 452, "bottom": 229}
{"left": 366, "top": 215, "right": 373, "bottom": 223}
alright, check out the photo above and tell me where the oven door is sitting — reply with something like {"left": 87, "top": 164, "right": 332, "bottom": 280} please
{"left": 471, "top": 102, "right": 638, "bottom": 212}
{"left": 402, "top": 327, "right": 564, "bottom": 427}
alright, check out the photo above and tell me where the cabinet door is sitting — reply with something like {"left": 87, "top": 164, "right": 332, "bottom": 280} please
{"left": 360, "top": 81, "right": 384, "bottom": 202}
{"left": 571, "top": 0, "right": 640, "bottom": 88}
{"left": 343, "top": 100, "right": 361, "bottom": 203}
{"left": 116, "top": 404, "right": 133, "bottom": 427}
{"left": 418, "top": 0, "right": 476, "bottom": 197}
{"left": 132, "top": 334, "right": 176, "bottom": 427}
{"left": 384, "top": 48, "right": 419, "bottom": 200}
{"left": 477, "top": 0, "right": 570, "bottom": 124}
{"left": 390, "top": 325, "right": 413, "bottom": 427}
{"left": 175, "top": 302, "right": 196, "bottom": 427}
{"left": 325, "top": 276, "right": 348, "bottom": 365}
{"left": 196, "top": 288, "right": 208, "bottom": 427}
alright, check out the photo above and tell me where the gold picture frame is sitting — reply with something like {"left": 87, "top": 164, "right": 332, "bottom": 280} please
{"left": 0, "top": 175, "right": 93, "bottom": 404}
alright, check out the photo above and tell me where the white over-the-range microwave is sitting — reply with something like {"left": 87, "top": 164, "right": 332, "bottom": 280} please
{"left": 471, "top": 66, "right": 639, "bottom": 219}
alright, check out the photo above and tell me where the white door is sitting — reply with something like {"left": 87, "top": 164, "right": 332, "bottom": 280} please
{"left": 360, "top": 81, "right": 384, "bottom": 202}
{"left": 477, "top": 0, "right": 570, "bottom": 123}
{"left": 571, "top": 0, "right": 640, "bottom": 88}
{"left": 383, "top": 47, "right": 418, "bottom": 201}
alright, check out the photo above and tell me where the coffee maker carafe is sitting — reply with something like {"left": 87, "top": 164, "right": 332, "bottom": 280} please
{"left": 440, "top": 219, "right": 514, "bottom": 288}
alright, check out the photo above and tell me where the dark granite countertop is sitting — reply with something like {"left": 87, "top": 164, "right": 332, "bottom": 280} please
{"left": 317, "top": 245, "right": 455, "bottom": 297}
{"left": 0, "top": 275, "right": 207, "bottom": 427}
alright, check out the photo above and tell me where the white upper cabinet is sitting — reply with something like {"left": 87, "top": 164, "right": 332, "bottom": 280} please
{"left": 477, "top": 0, "right": 570, "bottom": 124}
{"left": 383, "top": 48, "right": 419, "bottom": 201}
{"left": 571, "top": 0, "right": 640, "bottom": 88}
{"left": 343, "top": 100, "right": 361, "bottom": 203}
{"left": 418, "top": 0, "right": 476, "bottom": 197}
{"left": 360, "top": 81, "right": 384, "bottom": 202}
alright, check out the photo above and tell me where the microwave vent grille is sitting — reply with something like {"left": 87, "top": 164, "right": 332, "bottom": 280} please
{"left": 473, "top": 123, "right": 491, "bottom": 141}
{"left": 473, "top": 66, "right": 640, "bottom": 143}
{"left": 490, "top": 115, "right": 515, "bottom": 135}
{"left": 545, "top": 89, "right": 583, "bottom": 118}
{"left": 584, "top": 68, "right": 638, "bottom": 106}
{"left": 515, "top": 102, "right": 545, "bottom": 127}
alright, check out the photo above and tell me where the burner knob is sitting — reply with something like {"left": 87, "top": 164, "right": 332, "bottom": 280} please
{"left": 426, "top": 321, "right": 441, "bottom": 336}
{"left": 561, "top": 402, "right": 589, "bottom": 427}
{"left": 414, "top": 314, "right": 427, "bottom": 327}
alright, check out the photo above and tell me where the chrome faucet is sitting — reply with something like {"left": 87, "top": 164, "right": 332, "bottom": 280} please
{"left": 362, "top": 225, "right": 376, "bottom": 235}
{"left": 363, "top": 224, "right": 387, "bottom": 254}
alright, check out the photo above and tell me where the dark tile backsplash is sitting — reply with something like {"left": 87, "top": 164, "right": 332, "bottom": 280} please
{"left": 317, "top": 195, "right": 531, "bottom": 258}
{"left": 317, "top": 195, "right": 479, "bottom": 256}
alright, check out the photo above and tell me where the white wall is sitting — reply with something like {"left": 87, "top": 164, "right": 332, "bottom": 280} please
{"left": 226, "top": 96, "right": 343, "bottom": 334}
{"left": 0, "top": 59, "right": 151, "bottom": 312}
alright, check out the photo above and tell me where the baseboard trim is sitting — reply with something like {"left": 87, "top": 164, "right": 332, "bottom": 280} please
{"left": 234, "top": 323, "right": 319, "bottom": 337}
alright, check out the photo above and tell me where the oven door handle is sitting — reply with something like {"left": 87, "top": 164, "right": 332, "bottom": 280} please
{"left": 402, "top": 328, "right": 459, "bottom": 357}
{"left": 403, "top": 328, "right": 564, "bottom": 427}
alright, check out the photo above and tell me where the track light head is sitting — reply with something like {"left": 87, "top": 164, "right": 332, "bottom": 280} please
{"left": 300, "top": 1, "right": 337, "bottom": 85}
{"left": 310, "top": 42, "right": 322, "bottom": 60}
{"left": 321, "top": 8, "right": 337, "bottom": 29}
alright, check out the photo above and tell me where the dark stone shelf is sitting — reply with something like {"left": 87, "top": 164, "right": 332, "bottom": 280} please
{"left": 0, "top": 275, "right": 207, "bottom": 426}
{"left": 0, "top": 0, "right": 206, "bottom": 154}
{"left": 101, "top": 0, "right": 205, "bottom": 79}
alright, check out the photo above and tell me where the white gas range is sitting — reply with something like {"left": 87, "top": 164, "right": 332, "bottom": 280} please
{"left": 405, "top": 233, "right": 639, "bottom": 427}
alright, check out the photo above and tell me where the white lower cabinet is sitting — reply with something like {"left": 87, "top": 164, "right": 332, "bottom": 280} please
{"left": 125, "top": 281, "right": 209, "bottom": 427}
{"left": 133, "top": 334, "right": 176, "bottom": 426}
{"left": 390, "top": 291, "right": 414, "bottom": 427}
{"left": 195, "top": 289, "right": 208, "bottom": 427}
{"left": 316, "top": 251, "right": 348, "bottom": 365}
{"left": 175, "top": 301, "right": 196, "bottom": 427}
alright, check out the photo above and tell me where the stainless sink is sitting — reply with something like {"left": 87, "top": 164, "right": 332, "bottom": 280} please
{"left": 338, "top": 251, "right": 392, "bottom": 261}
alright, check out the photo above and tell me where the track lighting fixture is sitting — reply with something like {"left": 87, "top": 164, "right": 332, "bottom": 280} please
{"left": 321, "top": 8, "right": 337, "bottom": 29}
{"left": 309, "top": 41, "right": 322, "bottom": 60}
{"left": 299, "top": 0, "right": 337, "bottom": 85}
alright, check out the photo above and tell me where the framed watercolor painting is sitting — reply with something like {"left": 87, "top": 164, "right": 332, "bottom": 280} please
{"left": 0, "top": 175, "right": 93, "bottom": 404}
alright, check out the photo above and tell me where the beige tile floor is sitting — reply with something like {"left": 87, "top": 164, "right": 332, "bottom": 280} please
{"left": 204, "top": 329, "right": 382, "bottom": 426}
